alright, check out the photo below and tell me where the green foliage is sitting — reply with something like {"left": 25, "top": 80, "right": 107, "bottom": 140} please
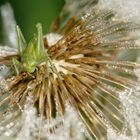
{"left": 0, "top": 0, "right": 65, "bottom": 40}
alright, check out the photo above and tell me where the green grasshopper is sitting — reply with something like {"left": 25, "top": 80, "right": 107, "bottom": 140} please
{"left": 12, "top": 23, "right": 50, "bottom": 74}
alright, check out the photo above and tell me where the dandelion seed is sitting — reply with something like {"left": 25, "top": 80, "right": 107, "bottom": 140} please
{"left": 0, "top": 0, "right": 140, "bottom": 140}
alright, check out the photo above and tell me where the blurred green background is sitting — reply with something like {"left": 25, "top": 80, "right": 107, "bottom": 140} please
{"left": 0, "top": 0, "right": 64, "bottom": 42}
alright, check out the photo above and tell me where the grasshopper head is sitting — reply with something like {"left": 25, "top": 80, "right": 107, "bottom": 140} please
{"left": 22, "top": 62, "right": 36, "bottom": 73}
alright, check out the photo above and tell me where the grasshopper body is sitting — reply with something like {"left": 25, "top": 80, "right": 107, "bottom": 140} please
{"left": 14, "top": 23, "right": 48, "bottom": 73}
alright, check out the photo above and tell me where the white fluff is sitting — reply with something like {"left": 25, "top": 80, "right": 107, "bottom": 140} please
{"left": 107, "top": 86, "right": 140, "bottom": 140}
{"left": 46, "top": 33, "right": 62, "bottom": 46}
{"left": 16, "top": 96, "right": 86, "bottom": 140}
{"left": 0, "top": 3, "right": 17, "bottom": 48}
{"left": 99, "top": 0, "right": 140, "bottom": 22}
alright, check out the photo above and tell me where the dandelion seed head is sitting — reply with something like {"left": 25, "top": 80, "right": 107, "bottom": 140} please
{"left": 0, "top": 0, "right": 140, "bottom": 140}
